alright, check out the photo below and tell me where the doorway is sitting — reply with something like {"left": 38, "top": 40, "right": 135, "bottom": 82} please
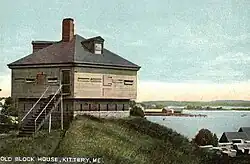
{"left": 61, "top": 70, "right": 71, "bottom": 94}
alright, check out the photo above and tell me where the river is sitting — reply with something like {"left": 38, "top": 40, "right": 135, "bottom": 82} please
{"left": 146, "top": 110, "right": 250, "bottom": 140}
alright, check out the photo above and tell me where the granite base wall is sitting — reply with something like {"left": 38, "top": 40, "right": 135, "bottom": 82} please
{"left": 74, "top": 111, "right": 130, "bottom": 118}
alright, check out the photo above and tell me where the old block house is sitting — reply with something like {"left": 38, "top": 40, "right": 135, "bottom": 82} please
{"left": 7, "top": 18, "right": 140, "bottom": 136}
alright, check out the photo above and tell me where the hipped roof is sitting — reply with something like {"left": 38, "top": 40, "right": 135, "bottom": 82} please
{"left": 8, "top": 34, "right": 140, "bottom": 70}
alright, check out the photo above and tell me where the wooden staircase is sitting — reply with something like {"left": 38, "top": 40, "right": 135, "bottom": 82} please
{"left": 18, "top": 95, "right": 60, "bottom": 137}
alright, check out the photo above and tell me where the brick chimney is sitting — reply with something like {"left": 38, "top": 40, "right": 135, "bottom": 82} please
{"left": 32, "top": 41, "right": 56, "bottom": 53}
{"left": 62, "top": 18, "right": 74, "bottom": 42}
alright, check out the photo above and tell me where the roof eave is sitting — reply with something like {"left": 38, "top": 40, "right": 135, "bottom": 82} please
{"left": 73, "top": 62, "right": 141, "bottom": 70}
{"left": 7, "top": 62, "right": 141, "bottom": 71}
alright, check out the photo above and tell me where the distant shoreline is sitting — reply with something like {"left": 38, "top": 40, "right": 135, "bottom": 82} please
{"left": 185, "top": 109, "right": 250, "bottom": 111}
{"left": 141, "top": 100, "right": 250, "bottom": 110}
{"left": 144, "top": 112, "right": 207, "bottom": 117}
{"left": 144, "top": 107, "right": 250, "bottom": 111}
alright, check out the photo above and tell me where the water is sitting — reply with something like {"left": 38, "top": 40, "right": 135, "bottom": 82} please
{"left": 146, "top": 110, "right": 250, "bottom": 140}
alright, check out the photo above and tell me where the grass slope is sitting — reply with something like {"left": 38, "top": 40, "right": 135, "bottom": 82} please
{"left": 0, "top": 130, "right": 62, "bottom": 164}
{"left": 53, "top": 116, "right": 209, "bottom": 164}
{"left": 2, "top": 116, "right": 248, "bottom": 164}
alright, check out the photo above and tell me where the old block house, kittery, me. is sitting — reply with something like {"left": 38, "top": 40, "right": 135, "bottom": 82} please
{"left": 7, "top": 18, "right": 140, "bottom": 136}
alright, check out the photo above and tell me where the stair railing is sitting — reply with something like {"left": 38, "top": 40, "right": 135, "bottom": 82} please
{"left": 21, "top": 86, "right": 50, "bottom": 122}
{"left": 34, "top": 85, "right": 62, "bottom": 133}
{"left": 35, "top": 97, "right": 61, "bottom": 133}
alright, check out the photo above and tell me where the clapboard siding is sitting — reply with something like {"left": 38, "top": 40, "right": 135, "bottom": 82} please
{"left": 11, "top": 67, "right": 75, "bottom": 101}
{"left": 74, "top": 67, "right": 137, "bottom": 99}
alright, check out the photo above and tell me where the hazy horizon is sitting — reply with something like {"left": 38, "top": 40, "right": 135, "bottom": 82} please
{"left": 1, "top": 0, "right": 250, "bottom": 101}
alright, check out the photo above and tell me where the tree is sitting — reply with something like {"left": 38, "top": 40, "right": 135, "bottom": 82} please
{"left": 155, "top": 104, "right": 164, "bottom": 109}
{"left": 193, "top": 129, "right": 218, "bottom": 146}
{"left": 186, "top": 105, "right": 193, "bottom": 109}
{"left": 1, "top": 97, "right": 18, "bottom": 117}
{"left": 130, "top": 106, "right": 145, "bottom": 118}
{"left": 212, "top": 134, "right": 218, "bottom": 147}
{"left": 0, "top": 114, "right": 12, "bottom": 124}
{"left": 129, "top": 100, "right": 136, "bottom": 108}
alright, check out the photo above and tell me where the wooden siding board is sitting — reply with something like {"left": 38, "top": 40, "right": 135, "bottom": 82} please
{"left": 73, "top": 67, "right": 137, "bottom": 99}
{"left": 11, "top": 67, "right": 74, "bottom": 99}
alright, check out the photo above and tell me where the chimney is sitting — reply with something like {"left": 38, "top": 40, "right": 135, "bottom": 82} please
{"left": 62, "top": 18, "right": 74, "bottom": 42}
{"left": 32, "top": 41, "right": 55, "bottom": 53}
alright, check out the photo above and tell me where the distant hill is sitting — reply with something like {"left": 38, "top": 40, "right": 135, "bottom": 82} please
{"left": 141, "top": 100, "right": 250, "bottom": 107}
{"left": 212, "top": 100, "right": 250, "bottom": 103}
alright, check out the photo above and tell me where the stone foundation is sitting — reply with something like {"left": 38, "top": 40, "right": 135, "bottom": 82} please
{"left": 74, "top": 111, "right": 130, "bottom": 118}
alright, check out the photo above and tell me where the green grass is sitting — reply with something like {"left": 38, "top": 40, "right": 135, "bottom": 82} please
{"left": 52, "top": 115, "right": 208, "bottom": 164}
{"left": 2, "top": 115, "right": 248, "bottom": 164}
{"left": 0, "top": 130, "right": 63, "bottom": 164}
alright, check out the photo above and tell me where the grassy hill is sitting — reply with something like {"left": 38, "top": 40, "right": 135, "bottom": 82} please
{"left": 52, "top": 116, "right": 207, "bottom": 164}
{"left": 1, "top": 115, "right": 249, "bottom": 164}
{"left": 0, "top": 130, "right": 62, "bottom": 158}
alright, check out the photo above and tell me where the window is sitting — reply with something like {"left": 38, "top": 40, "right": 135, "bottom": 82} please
{"left": 124, "top": 80, "right": 133, "bottom": 85}
{"left": 48, "top": 77, "right": 58, "bottom": 83}
{"left": 91, "top": 104, "right": 98, "bottom": 110}
{"left": 78, "top": 77, "right": 90, "bottom": 82}
{"left": 94, "top": 43, "right": 102, "bottom": 54}
{"left": 83, "top": 103, "right": 89, "bottom": 110}
{"left": 90, "top": 78, "right": 102, "bottom": 83}
{"left": 26, "top": 78, "right": 35, "bottom": 83}
{"left": 112, "top": 79, "right": 123, "bottom": 83}
{"left": 36, "top": 73, "right": 45, "bottom": 84}
{"left": 14, "top": 78, "right": 25, "bottom": 82}
{"left": 80, "top": 104, "right": 83, "bottom": 111}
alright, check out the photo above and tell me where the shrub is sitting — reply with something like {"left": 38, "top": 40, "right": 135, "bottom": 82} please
{"left": 193, "top": 128, "right": 218, "bottom": 146}
{"left": 1, "top": 97, "right": 18, "bottom": 117}
{"left": 0, "top": 114, "right": 12, "bottom": 124}
{"left": 130, "top": 106, "right": 145, "bottom": 118}
{"left": 212, "top": 133, "right": 218, "bottom": 147}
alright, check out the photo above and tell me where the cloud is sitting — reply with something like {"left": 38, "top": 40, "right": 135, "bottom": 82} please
{"left": 124, "top": 40, "right": 148, "bottom": 47}
{"left": 217, "top": 34, "right": 250, "bottom": 42}
{"left": 213, "top": 52, "right": 250, "bottom": 65}
{"left": 77, "top": 26, "right": 115, "bottom": 40}
{"left": 1, "top": 46, "right": 28, "bottom": 54}
{"left": 194, "top": 51, "right": 250, "bottom": 82}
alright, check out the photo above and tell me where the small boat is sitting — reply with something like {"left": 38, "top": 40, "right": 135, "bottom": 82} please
{"left": 241, "top": 114, "right": 247, "bottom": 117}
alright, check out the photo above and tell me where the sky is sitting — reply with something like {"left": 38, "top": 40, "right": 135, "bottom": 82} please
{"left": 0, "top": 0, "right": 250, "bottom": 101}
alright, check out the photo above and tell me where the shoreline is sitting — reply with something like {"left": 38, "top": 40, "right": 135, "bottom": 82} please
{"left": 184, "top": 109, "right": 250, "bottom": 111}
{"left": 144, "top": 112, "right": 207, "bottom": 117}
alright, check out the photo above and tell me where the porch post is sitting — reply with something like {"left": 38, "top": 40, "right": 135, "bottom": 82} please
{"left": 61, "top": 90, "right": 63, "bottom": 130}
{"left": 49, "top": 114, "right": 51, "bottom": 133}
